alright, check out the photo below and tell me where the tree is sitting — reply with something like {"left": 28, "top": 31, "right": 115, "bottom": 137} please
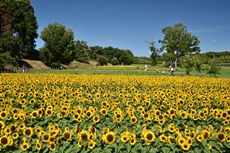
{"left": 0, "top": 0, "right": 38, "bottom": 59}
{"left": 149, "top": 41, "right": 161, "bottom": 65}
{"left": 73, "top": 40, "right": 90, "bottom": 63}
{"left": 180, "top": 55, "right": 194, "bottom": 75}
{"left": 118, "top": 49, "right": 134, "bottom": 65}
{"left": 206, "top": 60, "right": 221, "bottom": 77}
{"left": 0, "top": 31, "right": 22, "bottom": 58}
{"left": 96, "top": 55, "right": 108, "bottom": 66}
{"left": 159, "top": 23, "right": 200, "bottom": 67}
{"left": 40, "top": 23, "right": 75, "bottom": 66}
{"left": 0, "top": 52, "right": 17, "bottom": 70}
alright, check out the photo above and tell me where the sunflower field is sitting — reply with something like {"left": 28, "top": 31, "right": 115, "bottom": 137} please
{"left": 0, "top": 74, "right": 230, "bottom": 153}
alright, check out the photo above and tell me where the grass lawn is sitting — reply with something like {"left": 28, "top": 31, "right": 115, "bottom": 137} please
{"left": 27, "top": 64, "right": 230, "bottom": 79}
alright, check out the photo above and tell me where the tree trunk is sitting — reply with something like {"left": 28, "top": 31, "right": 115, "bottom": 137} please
{"left": 174, "top": 57, "right": 178, "bottom": 67}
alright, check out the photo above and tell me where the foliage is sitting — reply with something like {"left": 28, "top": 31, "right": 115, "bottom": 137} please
{"left": 96, "top": 55, "right": 109, "bottom": 65}
{"left": 149, "top": 41, "right": 161, "bottom": 65}
{"left": 0, "top": 31, "right": 22, "bottom": 58}
{"left": 0, "top": 74, "right": 230, "bottom": 152}
{"left": 73, "top": 40, "right": 90, "bottom": 63}
{"left": 111, "top": 57, "right": 119, "bottom": 65}
{"left": 40, "top": 23, "right": 75, "bottom": 66}
{"left": 158, "top": 23, "right": 200, "bottom": 67}
{"left": 0, "top": 0, "right": 38, "bottom": 59}
{"left": 0, "top": 52, "right": 17, "bottom": 69}
{"left": 180, "top": 55, "right": 194, "bottom": 75}
{"left": 133, "top": 57, "right": 152, "bottom": 64}
{"left": 193, "top": 54, "right": 204, "bottom": 74}
{"left": 206, "top": 60, "right": 221, "bottom": 77}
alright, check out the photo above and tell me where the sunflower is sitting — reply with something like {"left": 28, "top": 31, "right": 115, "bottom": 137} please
{"left": 120, "top": 131, "right": 130, "bottom": 143}
{"left": 42, "top": 133, "right": 50, "bottom": 142}
{"left": 102, "top": 131, "right": 116, "bottom": 145}
{"left": 196, "top": 134, "right": 204, "bottom": 142}
{"left": 0, "top": 111, "right": 7, "bottom": 119}
{"left": 35, "top": 126, "right": 43, "bottom": 135}
{"left": 130, "top": 116, "right": 137, "bottom": 124}
{"left": 45, "top": 109, "right": 54, "bottom": 117}
{"left": 217, "top": 133, "right": 225, "bottom": 142}
{"left": 93, "top": 115, "right": 100, "bottom": 124}
{"left": 159, "top": 134, "right": 167, "bottom": 143}
{"left": 181, "top": 141, "right": 191, "bottom": 151}
{"left": 168, "top": 123, "right": 176, "bottom": 133}
{"left": 141, "top": 129, "right": 156, "bottom": 145}
{"left": 226, "top": 136, "right": 230, "bottom": 143}
{"left": 0, "top": 120, "right": 5, "bottom": 129}
{"left": 177, "top": 136, "right": 186, "bottom": 146}
{"left": 100, "top": 108, "right": 108, "bottom": 116}
{"left": 73, "top": 113, "right": 81, "bottom": 121}
{"left": 86, "top": 110, "right": 93, "bottom": 118}
{"left": 23, "top": 127, "right": 34, "bottom": 137}
{"left": 49, "top": 141, "right": 56, "bottom": 151}
{"left": 88, "top": 140, "right": 96, "bottom": 149}
{"left": 77, "top": 139, "right": 82, "bottom": 148}
{"left": 130, "top": 137, "right": 137, "bottom": 145}
{"left": 167, "top": 136, "right": 174, "bottom": 144}
{"left": 30, "top": 110, "right": 39, "bottom": 119}
{"left": 12, "top": 132, "right": 19, "bottom": 139}
{"left": 4, "top": 126, "right": 12, "bottom": 135}
{"left": 78, "top": 130, "right": 89, "bottom": 141}
{"left": 20, "top": 142, "right": 30, "bottom": 151}
{"left": 0, "top": 136, "right": 9, "bottom": 147}
{"left": 63, "top": 130, "right": 72, "bottom": 141}
{"left": 36, "top": 141, "right": 42, "bottom": 151}
{"left": 202, "top": 129, "right": 211, "bottom": 139}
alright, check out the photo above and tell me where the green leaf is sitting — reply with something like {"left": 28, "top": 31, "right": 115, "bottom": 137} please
{"left": 65, "top": 144, "right": 78, "bottom": 153}
{"left": 201, "top": 139, "right": 207, "bottom": 148}
{"left": 141, "top": 147, "right": 148, "bottom": 153}
{"left": 125, "top": 143, "right": 132, "bottom": 153}
{"left": 223, "top": 142, "right": 230, "bottom": 149}
{"left": 104, "top": 148, "right": 112, "bottom": 153}
{"left": 108, "top": 143, "right": 118, "bottom": 152}
{"left": 133, "top": 142, "right": 142, "bottom": 151}
{"left": 117, "top": 142, "right": 126, "bottom": 152}
{"left": 161, "top": 146, "right": 171, "bottom": 153}
{"left": 149, "top": 147, "right": 158, "bottom": 153}
{"left": 92, "top": 147, "right": 102, "bottom": 153}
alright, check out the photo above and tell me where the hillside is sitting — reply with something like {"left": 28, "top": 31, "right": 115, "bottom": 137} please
{"left": 21, "top": 59, "right": 49, "bottom": 70}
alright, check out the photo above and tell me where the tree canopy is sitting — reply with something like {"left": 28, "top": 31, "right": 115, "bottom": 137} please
{"left": 158, "top": 23, "right": 200, "bottom": 67}
{"left": 39, "top": 23, "right": 75, "bottom": 66}
{"left": 0, "top": 0, "right": 38, "bottom": 59}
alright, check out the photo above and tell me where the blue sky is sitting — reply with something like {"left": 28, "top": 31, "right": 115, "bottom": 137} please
{"left": 30, "top": 0, "right": 230, "bottom": 57}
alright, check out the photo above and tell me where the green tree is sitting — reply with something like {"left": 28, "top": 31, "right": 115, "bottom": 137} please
{"left": 0, "top": 0, "right": 38, "bottom": 59}
{"left": 180, "top": 55, "right": 194, "bottom": 75}
{"left": 96, "top": 55, "right": 108, "bottom": 66}
{"left": 118, "top": 49, "right": 134, "bottom": 65}
{"left": 149, "top": 41, "right": 161, "bottom": 65}
{"left": 206, "top": 60, "right": 221, "bottom": 77}
{"left": 73, "top": 40, "right": 90, "bottom": 63}
{"left": 193, "top": 54, "right": 203, "bottom": 74}
{"left": 0, "top": 31, "right": 22, "bottom": 58}
{"left": 0, "top": 52, "right": 17, "bottom": 70}
{"left": 40, "top": 23, "right": 75, "bottom": 66}
{"left": 159, "top": 23, "right": 200, "bottom": 67}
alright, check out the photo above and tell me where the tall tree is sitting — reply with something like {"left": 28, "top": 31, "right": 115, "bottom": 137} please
{"left": 149, "top": 41, "right": 161, "bottom": 65}
{"left": 13, "top": 0, "right": 38, "bottom": 58}
{"left": 159, "top": 23, "right": 200, "bottom": 67}
{"left": 40, "top": 23, "right": 75, "bottom": 66}
{"left": 0, "top": 0, "right": 38, "bottom": 59}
